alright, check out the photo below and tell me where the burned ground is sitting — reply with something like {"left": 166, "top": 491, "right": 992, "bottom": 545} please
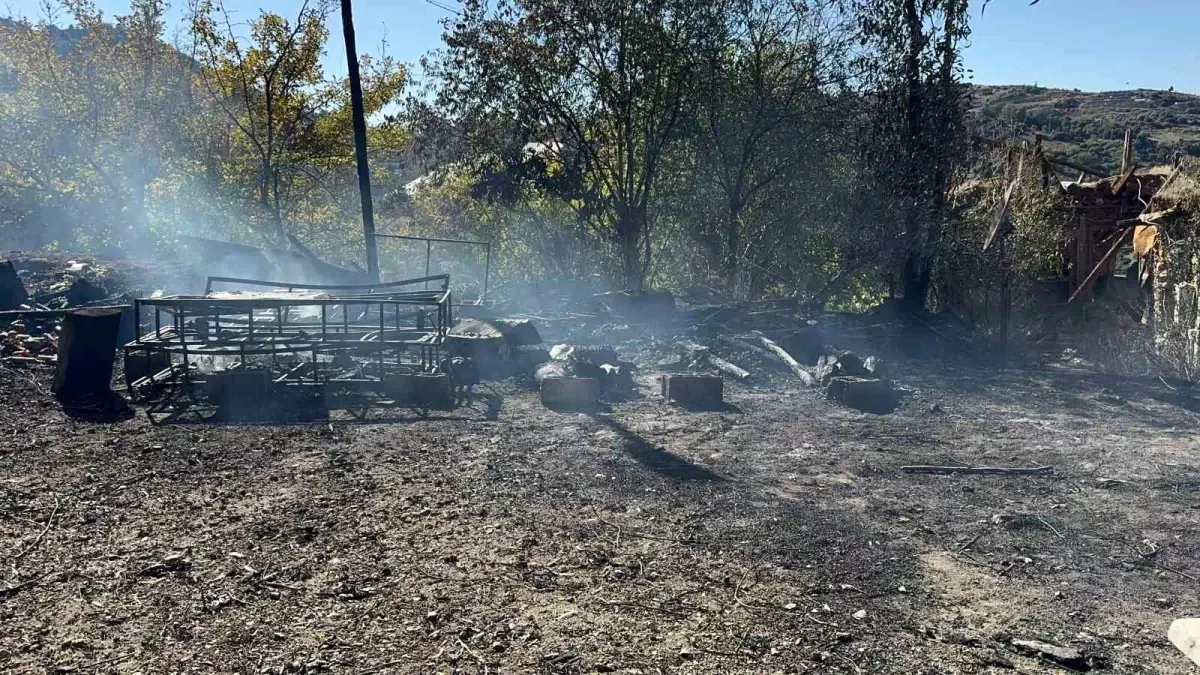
{"left": 2, "top": 323, "right": 1200, "bottom": 674}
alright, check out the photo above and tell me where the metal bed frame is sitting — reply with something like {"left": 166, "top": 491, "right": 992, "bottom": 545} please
{"left": 123, "top": 274, "right": 454, "bottom": 414}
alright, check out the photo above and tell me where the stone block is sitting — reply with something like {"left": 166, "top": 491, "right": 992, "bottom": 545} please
{"left": 660, "top": 374, "right": 723, "bottom": 407}
{"left": 825, "top": 376, "right": 897, "bottom": 414}
{"left": 540, "top": 376, "right": 602, "bottom": 410}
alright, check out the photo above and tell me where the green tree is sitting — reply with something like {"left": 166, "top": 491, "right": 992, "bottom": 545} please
{"left": 0, "top": 0, "right": 193, "bottom": 249}
{"left": 433, "top": 0, "right": 724, "bottom": 290}
{"left": 189, "top": 0, "right": 405, "bottom": 257}
{"left": 855, "top": 0, "right": 971, "bottom": 311}
{"left": 690, "top": 0, "right": 850, "bottom": 295}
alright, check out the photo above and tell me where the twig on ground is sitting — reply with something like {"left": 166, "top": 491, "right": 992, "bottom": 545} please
{"left": 901, "top": 465, "right": 1053, "bottom": 475}
{"left": 1036, "top": 516, "right": 1065, "bottom": 539}
{"left": 921, "top": 525, "right": 989, "bottom": 568}
{"left": 595, "top": 598, "right": 691, "bottom": 618}
{"left": 456, "top": 637, "right": 489, "bottom": 674}
{"left": 0, "top": 573, "right": 49, "bottom": 598}
{"left": 10, "top": 495, "right": 59, "bottom": 563}
{"left": 591, "top": 509, "right": 701, "bottom": 544}
{"left": 411, "top": 562, "right": 502, "bottom": 584}
{"left": 831, "top": 652, "right": 864, "bottom": 674}
{"left": 957, "top": 533, "right": 983, "bottom": 553}
{"left": 66, "top": 471, "right": 156, "bottom": 496}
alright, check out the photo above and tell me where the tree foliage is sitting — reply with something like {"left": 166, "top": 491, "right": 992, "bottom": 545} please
{"left": 434, "top": 0, "right": 726, "bottom": 289}
{"left": 0, "top": 0, "right": 405, "bottom": 264}
{"left": 3, "top": 0, "right": 994, "bottom": 314}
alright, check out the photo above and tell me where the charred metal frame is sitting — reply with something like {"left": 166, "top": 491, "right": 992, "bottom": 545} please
{"left": 371, "top": 233, "right": 492, "bottom": 302}
{"left": 123, "top": 274, "right": 453, "bottom": 409}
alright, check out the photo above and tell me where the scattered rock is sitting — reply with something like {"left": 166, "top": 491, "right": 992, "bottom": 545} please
{"left": 1169, "top": 618, "right": 1200, "bottom": 667}
{"left": 863, "top": 355, "right": 888, "bottom": 379}
{"left": 852, "top": 609, "right": 867, "bottom": 620}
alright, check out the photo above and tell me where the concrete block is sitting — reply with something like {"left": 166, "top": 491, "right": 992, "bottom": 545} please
{"left": 661, "top": 374, "right": 723, "bottom": 407}
{"left": 383, "top": 372, "right": 452, "bottom": 410}
{"left": 540, "top": 376, "right": 601, "bottom": 410}
{"left": 825, "top": 376, "right": 897, "bottom": 414}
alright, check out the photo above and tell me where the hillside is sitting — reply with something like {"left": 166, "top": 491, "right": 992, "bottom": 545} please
{"left": 970, "top": 84, "right": 1200, "bottom": 175}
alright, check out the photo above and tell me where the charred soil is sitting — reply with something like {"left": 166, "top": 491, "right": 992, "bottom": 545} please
{"left": 1, "top": 322, "right": 1199, "bottom": 674}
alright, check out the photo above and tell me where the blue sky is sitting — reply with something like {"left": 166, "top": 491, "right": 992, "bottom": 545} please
{"left": 30, "top": 0, "right": 1200, "bottom": 94}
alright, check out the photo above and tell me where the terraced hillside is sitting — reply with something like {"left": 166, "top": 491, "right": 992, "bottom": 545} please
{"left": 971, "top": 85, "right": 1200, "bottom": 174}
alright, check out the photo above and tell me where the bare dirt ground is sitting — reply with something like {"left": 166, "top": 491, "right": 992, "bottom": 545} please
{"left": 2, "top": 322, "right": 1200, "bottom": 674}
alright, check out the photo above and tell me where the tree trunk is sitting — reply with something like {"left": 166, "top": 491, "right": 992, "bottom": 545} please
{"left": 898, "top": 252, "right": 931, "bottom": 313}
{"left": 618, "top": 206, "right": 647, "bottom": 291}
{"left": 725, "top": 196, "right": 741, "bottom": 293}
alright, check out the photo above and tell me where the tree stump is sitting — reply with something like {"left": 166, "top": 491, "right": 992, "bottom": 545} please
{"left": 52, "top": 308, "right": 123, "bottom": 398}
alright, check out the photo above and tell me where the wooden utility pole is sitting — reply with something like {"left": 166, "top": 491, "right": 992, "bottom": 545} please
{"left": 339, "top": 0, "right": 379, "bottom": 282}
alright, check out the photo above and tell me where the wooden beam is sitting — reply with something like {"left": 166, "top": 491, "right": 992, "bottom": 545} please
{"left": 0, "top": 305, "right": 130, "bottom": 320}
{"left": 1110, "top": 164, "right": 1138, "bottom": 196}
{"left": 1067, "top": 225, "right": 1133, "bottom": 305}
{"left": 339, "top": 0, "right": 379, "bottom": 282}
{"left": 755, "top": 333, "right": 814, "bottom": 386}
{"left": 985, "top": 155, "right": 1024, "bottom": 252}
{"left": 1046, "top": 155, "right": 1108, "bottom": 178}
{"left": 1121, "top": 129, "right": 1133, "bottom": 174}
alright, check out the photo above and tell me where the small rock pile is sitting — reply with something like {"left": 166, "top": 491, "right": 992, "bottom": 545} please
{"left": 1, "top": 318, "right": 59, "bottom": 364}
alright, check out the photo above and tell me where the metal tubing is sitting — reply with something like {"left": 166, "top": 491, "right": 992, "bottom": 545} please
{"left": 483, "top": 242, "right": 492, "bottom": 301}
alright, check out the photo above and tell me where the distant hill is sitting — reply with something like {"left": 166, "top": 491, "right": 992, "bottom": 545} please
{"left": 970, "top": 84, "right": 1200, "bottom": 175}
{"left": 0, "top": 17, "right": 98, "bottom": 55}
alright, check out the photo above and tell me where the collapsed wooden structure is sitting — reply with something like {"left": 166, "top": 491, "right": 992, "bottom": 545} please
{"left": 984, "top": 131, "right": 1200, "bottom": 372}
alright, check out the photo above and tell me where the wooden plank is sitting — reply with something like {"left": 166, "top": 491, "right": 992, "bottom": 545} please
{"left": 1110, "top": 163, "right": 1138, "bottom": 196}
{"left": 1067, "top": 226, "right": 1134, "bottom": 305}
{"left": 1121, "top": 129, "right": 1133, "bottom": 174}
{"left": 0, "top": 305, "right": 130, "bottom": 320}
{"left": 985, "top": 155, "right": 1024, "bottom": 252}
{"left": 1046, "top": 154, "right": 1108, "bottom": 178}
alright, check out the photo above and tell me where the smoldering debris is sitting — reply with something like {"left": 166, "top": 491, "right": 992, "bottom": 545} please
{"left": 0, "top": 248, "right": 940, "bottom": 420}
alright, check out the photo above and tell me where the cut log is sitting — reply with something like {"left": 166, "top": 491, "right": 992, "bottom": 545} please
{"left": 680, "top": 340, "right": 750, "bottom": 379}
{"left": 708, "top": 354, "right": 750, "bottom": 380}
{"left": 52, "top": 308, "right": 123, "bottom": 398}
{"left": 715, "top": 333, "right": 774, "bottom": 360}
{"left": 756, "top": 334, "right": 814, "bottom": 386}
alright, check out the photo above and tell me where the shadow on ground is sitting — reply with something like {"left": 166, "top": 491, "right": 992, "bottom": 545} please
{"left": 593, "top": 416, "right": 724, "bottom": 482}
